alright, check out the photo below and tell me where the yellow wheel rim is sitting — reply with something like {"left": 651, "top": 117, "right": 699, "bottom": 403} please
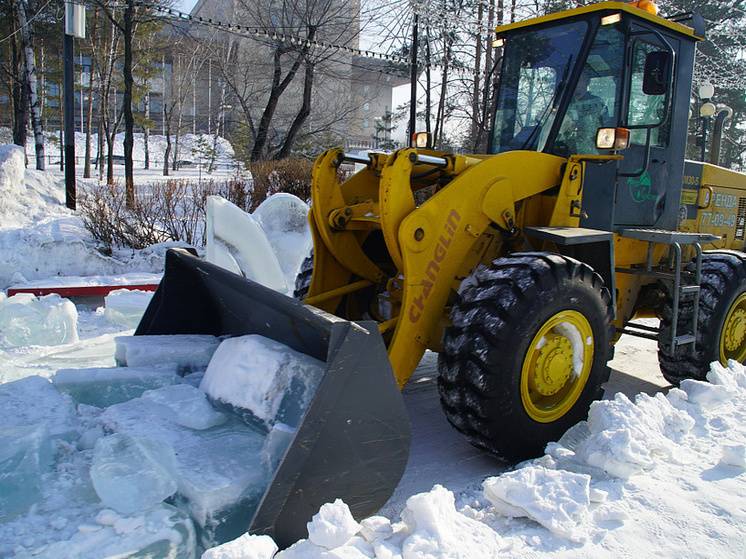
{"left": 719, "top": 292, "right": 746, "bottom": 364}
{"left": 520, "top": 310, "right": 594, "bottom": 423}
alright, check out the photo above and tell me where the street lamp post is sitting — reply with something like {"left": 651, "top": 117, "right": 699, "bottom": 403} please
{"left": 698, "top": 82, "right": 715, "bottom": 163}
{"left": 695, "top": 82, "right": 732, "bottom": 166}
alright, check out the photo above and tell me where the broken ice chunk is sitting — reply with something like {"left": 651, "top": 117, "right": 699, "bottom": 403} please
{"left": 115, "top": 334, "right": 221, "bottom": 372}
{"left": 91, "top": 434, "right": 178, "bottom": 514}
{"left": 0, "top": 293, "right": 79, "bottom": 347}
{"left": 261, "top": 422, "right": 296, "bottom": 470}
{"left": 52, "top": 365, "right": 180, "bottom": 407}
{"left": 103, "top": 289, "right": 154, "bottom": 329}
{"left": 141, "top": 384, "right": 227, "bottom": 430}
{"left": 0, "top": 375, "right": 77, "bottom": 440}
{"left": 101, "top": 394, "right": 268, "bottom": 547}
{"left": 200, "top": 335, "right": 325, "bottom": 427}
{"left": 23, "top": 504, "right": 197, "bottom": 559}
{"left": 252, "top": 193, "right": 312, "bottom": 286}
{"left": 0, "top": 424, "right": 53, "bottom": 520}
{"left": 181, "top": 370, "right": 206, "bottom": 388}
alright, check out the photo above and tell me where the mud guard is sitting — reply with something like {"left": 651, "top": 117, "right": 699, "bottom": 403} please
{"left": 137, "top": 249, "right": 411, "bottom": 548}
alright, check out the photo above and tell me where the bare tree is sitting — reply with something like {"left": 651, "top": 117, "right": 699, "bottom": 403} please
{"left": 12, "top": 0, "right": 44, "bottom": 169}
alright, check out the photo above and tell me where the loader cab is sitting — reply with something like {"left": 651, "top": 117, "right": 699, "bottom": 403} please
{"left": 489, "top": 2, "right": 702, "bottom": 230}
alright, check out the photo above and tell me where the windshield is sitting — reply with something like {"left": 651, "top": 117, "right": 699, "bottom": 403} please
{"left": 491, "top": 21, "right": 589, "bottom": 154}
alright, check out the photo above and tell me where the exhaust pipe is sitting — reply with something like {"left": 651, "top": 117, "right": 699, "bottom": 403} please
{"left": 709, "top": 106, "right": 733, "bottom": 167}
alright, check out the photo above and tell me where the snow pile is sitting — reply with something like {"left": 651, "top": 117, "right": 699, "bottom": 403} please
{"left": 0, "top": 293, "right": 79, "bottom": 347}
{"left": 203, "top": 534, "right": 278, "bottom": 559}
{"left": 0, "top": 144, "right": 26, "bottom": 209}
{"left": 200, "top": 334, "right": 325, "bottom": 428}
{"left": 0, "top": 143, "right": 174, "bottom": 289}
{"left": 482, "top": 466, "right": 591, "bottom": 541}
{"left": 103, "top": 288, "right": 154, "bottom": 328}
{"left": 206, "top": 359, "right": 746, "bottom": 559}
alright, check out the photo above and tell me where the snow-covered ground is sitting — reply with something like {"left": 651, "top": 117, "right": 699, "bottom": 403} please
{"left": 1, "top": 149, "right": 745, "bottom": 558}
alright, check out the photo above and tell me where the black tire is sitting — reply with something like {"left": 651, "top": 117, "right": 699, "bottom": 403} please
{"left": 658, "top": 250, "right": 746, "bottom": 384}
{"left": 293, "top": 252, "right": 314, "bottom": 300}
{"left": 437, "top": 252, "right": 613, "bottom": 462}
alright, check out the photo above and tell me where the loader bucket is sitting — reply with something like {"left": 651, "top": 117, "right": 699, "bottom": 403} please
{"left": 136, "top": 248, "right": 411, "bottom": 548}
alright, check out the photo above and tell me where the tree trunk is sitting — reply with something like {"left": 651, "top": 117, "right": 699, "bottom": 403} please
{"left": 84, "top": 9, "right": 98, "bottom": 179}
{"left": 122, "top": 0, "right": 135, "bottom": 207}
{"left": 251, "top": 29, "right": 316, "bottom": 162}
{"left": 10, "top": 34, "right": 27, "bottom": 149}
{"left": 106, "top": 131, "right": 115, "bottom": 184}
{"left": 163, "top": 116, "right": 171, "bottom": 176}
{"left": 97, "top": 118, "right": 105, "bottom": 180}
{"left": 470, "top": 1, "right": 484, "bottom": 150}
{"left": 425, "top": 31, "right": 432, "bottom": 138}
{"left": 476, "top": 0, "right": 496, "bottom": 152}
{"left": 144, "top": 88, "right": 150, "bottom": 169}
{"left": 14, "top": 0, "right": 44, "bottom": 169}
{"left": 275, "top": 60, "right": 314, "bottom": 159}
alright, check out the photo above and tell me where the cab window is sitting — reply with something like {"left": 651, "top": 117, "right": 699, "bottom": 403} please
{"left": 627, "top": 39, "right": 670, "bottom": 146}
{"left": 553, "top": 24, "right": 625, "bottom": 156}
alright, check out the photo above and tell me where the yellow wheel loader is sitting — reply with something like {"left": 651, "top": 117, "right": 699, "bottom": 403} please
{"left": 139, "top": 0, "right": 746, "bottom": 547}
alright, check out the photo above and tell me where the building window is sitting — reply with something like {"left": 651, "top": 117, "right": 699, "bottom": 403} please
{"left": 362, "top": 119, "right": 369, "bottom": 129}
{"left": 363, "top": 102, "right": 370, "bottom": 112}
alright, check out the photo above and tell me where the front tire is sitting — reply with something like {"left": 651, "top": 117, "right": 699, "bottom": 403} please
{"left": 438, "top": 253, "right": 613, "bottom": 461}
{"left": 658, "top": 251, "right": 746, "bottom": 384}
{"left": 293, "top": 252, "right": 314, "bottom": 300}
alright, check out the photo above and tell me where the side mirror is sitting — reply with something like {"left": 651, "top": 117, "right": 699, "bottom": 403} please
{"left": 642, "top": 51, "right": 671, "bottom": 96}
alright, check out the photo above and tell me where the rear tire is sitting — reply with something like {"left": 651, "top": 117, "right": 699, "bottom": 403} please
{"left": 438, "top": 252, "right": 613, "bottom": 462}
{"left": 658, "top": 251, "right": 746, "bottom": 384}
{"left": 293, "top": 252, "right": 314, "bottom": 300}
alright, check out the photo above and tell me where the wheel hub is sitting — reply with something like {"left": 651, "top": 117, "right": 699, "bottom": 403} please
{"left": 531, "top": 336, "right": 574, "bottom": 396}
{"left": 724, "top": 308, "right": 746, "bottom": 352}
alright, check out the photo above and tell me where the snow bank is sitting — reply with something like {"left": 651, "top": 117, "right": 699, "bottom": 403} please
{"left": 0, "top": 144, "right": 175, "bottom": 289}
{"left": 0, "top": 144, "right": 26, "bottom": 210}
{"left": 0, "top": 293, "right": 79, "bottom": 347}
{"left": 207, "top": 359, "right": 746, "bottom": 559}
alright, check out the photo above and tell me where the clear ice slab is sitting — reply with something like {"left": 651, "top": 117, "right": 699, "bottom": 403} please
{"left": 0, "top": 375, "right": 77, "bottom": 440}
{"left": 0, "top": 293, "right": 79, "bottom": 347}
{"left": 115, "top": 334, "right": 221, "bottom": 372}
{"left": 100, "top": 385, "right": 268, "bottom": 547}
{"left": 90, "top": 434, "right": 178, "bottom": 515}
{"left": 0, "top": 424, "right": 53, "bottom": 521}
{"left": 52, "top": 365, "right": 180, "bottom": 407}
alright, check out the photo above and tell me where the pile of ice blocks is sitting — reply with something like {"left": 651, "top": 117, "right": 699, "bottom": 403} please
{"left": 0, "top": 333, "right": 326, "bottom": 557}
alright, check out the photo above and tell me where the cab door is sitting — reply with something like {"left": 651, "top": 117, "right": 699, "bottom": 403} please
{"left": 614, "top": 26, "right": 679, "bottom": 228}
